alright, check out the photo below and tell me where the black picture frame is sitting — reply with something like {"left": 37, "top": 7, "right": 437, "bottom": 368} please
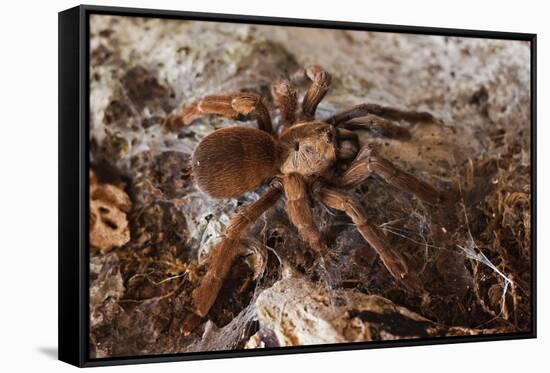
{"left": 58, "top": 4, "right": 537, "bottom": 368}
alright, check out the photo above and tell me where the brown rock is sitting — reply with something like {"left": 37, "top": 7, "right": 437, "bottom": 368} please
{"left": 89, "top": 170, "right": 132, "bottom": 254}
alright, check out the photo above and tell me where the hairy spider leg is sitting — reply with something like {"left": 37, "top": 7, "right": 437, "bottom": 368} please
{"left": 337, "top": 145, "right": 446, "bottom": 205}
{"left": 271, "top": 79, "right": 298, "bottom": 132}
{"left": 166, "top": 92, "right": 273, "bottom": 133}
{"left": 181, "top": 186, "right": 282, "bottom": 335}
{"left": 282, "top": 173, "right": 328, "bottom": 253}
{"left": 327, "top": 102, "right": 438, "bottom": 126}
{"left": 300, "top": 65, "right": 332, "bottom": 121}
{"left": 315, "top": 186, "right": 423, "bottom": 293}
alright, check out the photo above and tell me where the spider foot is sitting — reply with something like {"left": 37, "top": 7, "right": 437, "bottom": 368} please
{"left": 398, "top": 271, "right": 425, "bottom": 295}
{"left": 181, "top": 312, "right": 203, "bottom": 336}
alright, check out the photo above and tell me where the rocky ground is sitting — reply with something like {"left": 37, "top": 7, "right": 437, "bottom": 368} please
{"left": 88, "top": 15, "right": 532, "bottom": 358}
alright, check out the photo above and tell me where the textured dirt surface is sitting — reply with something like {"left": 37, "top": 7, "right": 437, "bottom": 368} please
{"left": 88, "top": 15, "right": 532, "bottom": 358}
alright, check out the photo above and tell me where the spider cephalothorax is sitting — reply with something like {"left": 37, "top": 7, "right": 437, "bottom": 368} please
{"left": 165, "top": 65, "right": 448, "bottom": 334}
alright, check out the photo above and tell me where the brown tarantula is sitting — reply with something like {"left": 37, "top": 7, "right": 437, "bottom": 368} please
{"left": 166, "top": 65, "right": 448, "bottom": 334}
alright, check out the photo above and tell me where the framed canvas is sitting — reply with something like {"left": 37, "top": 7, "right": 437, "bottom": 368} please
{"left": 58, "top": 4, "right": 537, "bottom": 367}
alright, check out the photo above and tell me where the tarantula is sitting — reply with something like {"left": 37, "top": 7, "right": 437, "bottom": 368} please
{"left": 165, "top": 65, "right": 448, "bottom": 334}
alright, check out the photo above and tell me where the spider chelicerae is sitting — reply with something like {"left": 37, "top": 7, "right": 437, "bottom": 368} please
{"left": 165, "top": 65, "right": 449, "bottom": 334}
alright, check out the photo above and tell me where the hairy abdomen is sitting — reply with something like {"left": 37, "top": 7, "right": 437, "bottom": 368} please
{"left": 192, "top": 127, "right": 280, "bottom": 198}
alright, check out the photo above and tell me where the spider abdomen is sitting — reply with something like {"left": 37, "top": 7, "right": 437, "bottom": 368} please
{"left": 192, "top": 127, "right": 280, "bottom": 198}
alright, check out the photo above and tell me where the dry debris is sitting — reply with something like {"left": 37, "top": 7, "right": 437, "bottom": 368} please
{"left": 89, "top": 170, "right": 132, "bottom": 254}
